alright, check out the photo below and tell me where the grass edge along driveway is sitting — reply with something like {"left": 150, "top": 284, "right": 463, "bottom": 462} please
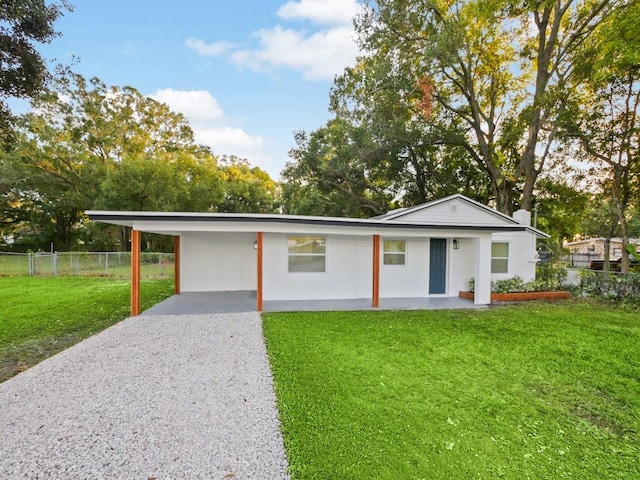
{"left": 0, "top": 276, "right": 174, "bottom": 382}
{"left": 263, "top": 303, "right": 640, "bottom": 480}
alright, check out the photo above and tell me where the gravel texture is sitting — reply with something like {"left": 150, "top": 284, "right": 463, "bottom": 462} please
{"left": 0, "top": 313, "right": 290, "bottom": 479}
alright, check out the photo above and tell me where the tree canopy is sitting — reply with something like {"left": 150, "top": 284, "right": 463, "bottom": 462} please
{"left": 0, "top": 0, "right": 71, "bottom": 145}
{"left": 0, "top": 73, "right": 277, "bottom": 251}
{"left": 277, "top": 0, "right": 637, "bottom": 257}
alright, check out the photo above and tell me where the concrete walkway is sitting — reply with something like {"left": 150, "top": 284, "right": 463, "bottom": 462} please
{"left": 0, "top": 313, "right": 289, "bottom": 479}
{"left": 144, "top": 291, "right": 482, "bottom": 315}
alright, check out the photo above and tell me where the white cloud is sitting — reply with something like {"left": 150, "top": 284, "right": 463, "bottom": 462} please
{"left": 185, "top": 0, "right": 363, "bottom": 81}
{"left": 184, "top": 37, "right": 236, "bottom": 56}
{"left": 231, "top": 24, "right": 359, "bottom": 81}
{"left": 151, "top": 88, "right": 224, "bottom": 124}
{"left": 277, "top": 0, "right": 362, "bottom": 26}
{"left": 150, "top": 88, "right": 277, "bottom": 174}
{"left": 195, "top": 126, "right": 266, "bottom": 159}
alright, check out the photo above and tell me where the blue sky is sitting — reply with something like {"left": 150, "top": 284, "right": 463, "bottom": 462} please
{"left": 30, "top": 0, "right": 364, "bottom": 178}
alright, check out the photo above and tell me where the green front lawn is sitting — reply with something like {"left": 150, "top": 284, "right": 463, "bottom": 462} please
{"left": 0, "top": 276, "right": 174, "bottom": 382}
{"left": 263, "top": 304, "right": 640, "bottom": 479}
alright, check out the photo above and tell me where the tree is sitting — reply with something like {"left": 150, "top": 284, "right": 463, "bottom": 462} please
{"left": 0, "top": 74, "right": 225, "bottom": 249}
{"left": 566, "top": 0, "right": 639, "bottom": 272}
{"left": 218, "top": 156, "right": 277, "bottom": 213}
{"left": 534, "top": 176, "right": 591, "bottom": 251}
{"left": 281, "top": 120, "right": 389, "bottom": 217}
{"left": 0, "top": 0, "right": 71, "bottom": 146}
{"left": 0, "top": 73, "right": 279, "bottom": 250}
{"left": 281, "top": 115, "right": 491, "bottom": 217}
{"left": 332, "top": 0, "right": 617, "bottom": 214}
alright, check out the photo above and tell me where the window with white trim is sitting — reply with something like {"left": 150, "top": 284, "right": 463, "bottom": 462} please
{"left": 288, "top": 236, "right": 326, "bottom": 272}
{"left": 383, "top": 239, "right": 406, "bottom": 265}
{"left": 491, "top": 242, "right": 509, "bottom": 273}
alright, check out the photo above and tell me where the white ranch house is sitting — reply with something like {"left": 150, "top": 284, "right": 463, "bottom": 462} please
{"left": 87, "top": 194, "right": 549, "bottom": 314}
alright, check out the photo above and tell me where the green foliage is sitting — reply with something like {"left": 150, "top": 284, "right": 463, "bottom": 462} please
{"left": 535, "top": 263, "right": 569, "bottom": 288}
{"left": 0, "top": 276, "right": 174, "bottom": 381}
{"left": 577, "top": 271, "right": 640, "bottom": 306}
{"left": 0, "top": 0, "right": 71, "bottom": 145}
{"left": 281, "top": 119, "right": 391, "bottom": 217}
{"left": 469, "top": 266, "right": 568, "bottom": 293}
{"left": 281, "top": 113, "right": 491, "bottom": 217}
{"left": 264, "top": 305, "right": 640, "bottom": 479}
{"left": 218, "top": 156, "right": 278, "bottom": 213}
{"left": 534, "top": 177, "right": 592, "bottom": 248}
{"left": 0, "top": 73, "right": 277, "bottom": 250}
{"left": 491, "top": 276, "right": 528, "bottom": 293}
{"left": 563, "top": 1, "right": 640, "bottom": 271}
{"left": 327, "top": 0, "right": 618, "bottom": 213}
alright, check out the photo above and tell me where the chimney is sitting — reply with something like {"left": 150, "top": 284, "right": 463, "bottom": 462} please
{"left": 513, "top": 209, "right": 531, "bottom": 226}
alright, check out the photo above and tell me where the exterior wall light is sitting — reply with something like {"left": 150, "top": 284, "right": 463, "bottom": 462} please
{"left": 453, "top": 239, "right": 460, "bottom": 249}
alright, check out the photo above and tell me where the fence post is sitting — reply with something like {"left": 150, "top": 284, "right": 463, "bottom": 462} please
{"left": 28, "top": 253, "right": 34, "bottom": 276}
{"left": 105, "top": 252, "right": 109, "bottom": 275}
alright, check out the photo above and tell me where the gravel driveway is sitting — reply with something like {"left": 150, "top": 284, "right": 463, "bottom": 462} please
{"left": 0, "top": 312, "right": 290, "bottom": 479}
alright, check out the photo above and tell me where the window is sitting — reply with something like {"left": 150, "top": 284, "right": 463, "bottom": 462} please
{"left": 288, "top": 236, "right": 326, "bottom": 272}
{"left": 491, "top": 242, "right": 509, "bottom": 273}
{"left": 383, "top": 239, "right": 406, "bottom": 265}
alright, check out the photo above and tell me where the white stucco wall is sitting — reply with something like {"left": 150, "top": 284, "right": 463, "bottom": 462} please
{"left": 379, "top": 237, "right": 430, "bottom": 297}
{"left": 448, "top": 237, "right": 476, "bottom": 294}
{"left": 176, "top": 230, "right": 527, "bottom": 302}
{"left": 180, "top": 232, "right": 256, "bottom": 292}
{"left": 491, "top": 231, "right": 538, "bottom": 282}
{"left": 262, "top": 233, "right": 372, "bottom": 301}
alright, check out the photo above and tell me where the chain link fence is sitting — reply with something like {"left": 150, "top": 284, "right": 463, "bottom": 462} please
{"left": 0, "top": 252, "right": 174, "bottom": 279}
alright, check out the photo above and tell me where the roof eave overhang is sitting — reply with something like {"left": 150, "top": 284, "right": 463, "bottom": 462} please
{"left": 86, "top": 211, "right": 534, "bottom": 234}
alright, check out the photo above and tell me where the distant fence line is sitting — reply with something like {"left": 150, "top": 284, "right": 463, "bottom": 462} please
{"left": 562, "top": 253, "right": 601, "bottom": 268}
{"left": 0, "top": 252, "right": 174, "bottom": 278}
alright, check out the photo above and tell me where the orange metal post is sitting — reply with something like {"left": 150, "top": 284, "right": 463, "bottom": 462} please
{"left": 256, "top": 232, "right": 263, "bottom": 311}
{"left": 131, "top": 229, "right": 141, "bottom": 316}
{"left": 174, "top": 236, "right": 181, "bottom": 295}
{"left": 372, "top": 234, "right": 380, "bottom": 308}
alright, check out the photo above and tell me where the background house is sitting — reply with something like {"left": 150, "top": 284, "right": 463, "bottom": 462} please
{"left": 564, "top": 238, "right": 640, "bottom": 267}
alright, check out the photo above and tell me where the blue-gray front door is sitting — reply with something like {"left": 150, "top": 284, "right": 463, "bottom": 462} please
{"left": 429, "top": 238, "right": 447, "bottom": 294}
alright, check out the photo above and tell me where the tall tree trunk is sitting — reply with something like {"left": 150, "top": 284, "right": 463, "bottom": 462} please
{"left": 495, "top": 179, "right": 514, "bottom": 215}
{"left": 603, "top": 236, "right": 611, "bottom": 273}
{"left": 618, "top": 204, "right": 630, "bottom": 274}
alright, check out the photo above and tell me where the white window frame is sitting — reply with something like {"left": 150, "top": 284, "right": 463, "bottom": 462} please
{"left": 491, "top": 242, "right": 509, "bottom": 274}
{"left": 383, "top": 239, "right": 407, "bottom": 267}
{"left": 287, "top": 235, "right": 327, "bottom": 273}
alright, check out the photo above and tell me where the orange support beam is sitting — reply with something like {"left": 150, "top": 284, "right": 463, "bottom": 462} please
{"left": 372, "top": 234, "right": 380, "bottom": 308}
{"left": 131, "top": 229, "right": 141, "bottom": 316}
{"left": 174, "top": 236, "right": 181, "bottom": 295}
{"left": 256, "top": 232, "right": 263, "bottom": 311}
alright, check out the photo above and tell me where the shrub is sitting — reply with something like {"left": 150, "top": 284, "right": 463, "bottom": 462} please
{"left": 577, "top": 270, "right": 640, "bottom": 307}
{"left": 492, "top": 276, "right": 528, "bottom": 293}
{"left": 468, "top": 269, "right": 568, "bottom": 294}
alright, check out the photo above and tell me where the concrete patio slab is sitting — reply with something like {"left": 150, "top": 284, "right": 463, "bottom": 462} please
{"left": 143, "top": 291, "right": 483, "bottom": 315}
{"left": 265, "top": 296, "right": 482, "bottom": 312}
{"left": 143, "top": 290, "right": 257, "bottom": 315}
